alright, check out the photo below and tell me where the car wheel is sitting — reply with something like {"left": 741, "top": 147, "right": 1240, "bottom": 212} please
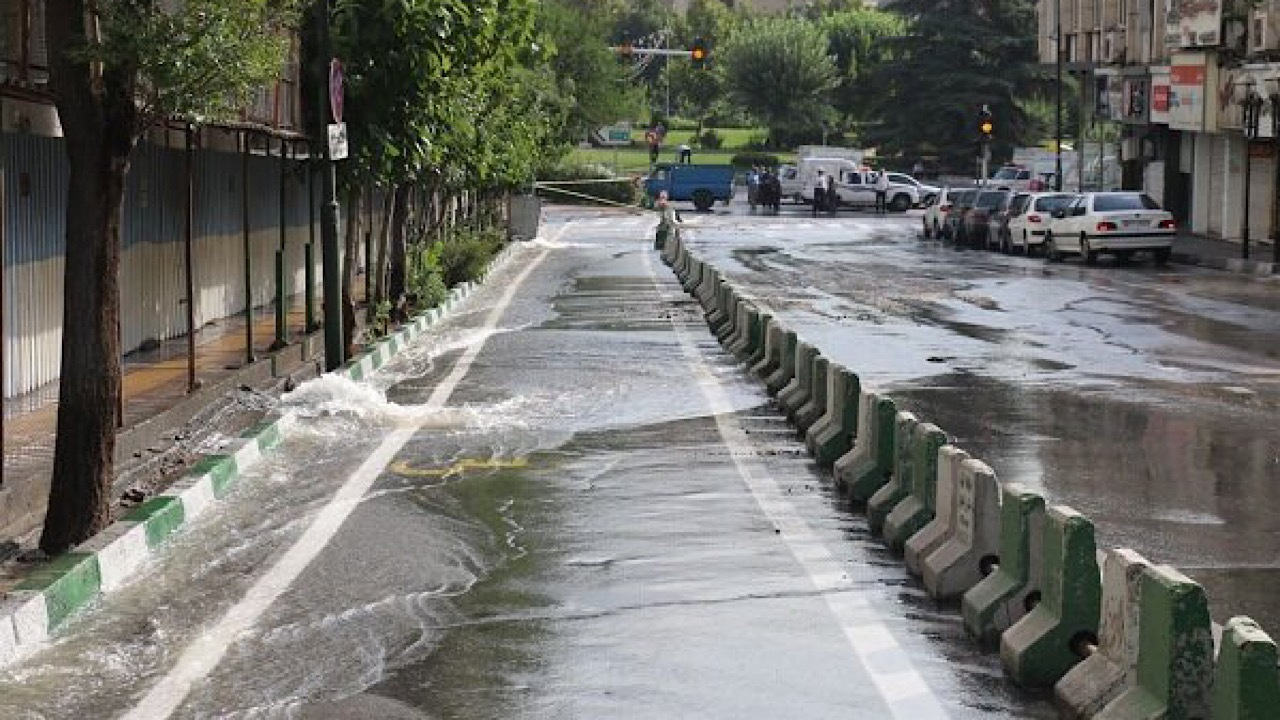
{"left": 692, "top": 189, "right": 714, "bottom": 211}
{"left": 1022, "top": 231, "right": 1031, "bottom": 256}
{"left": 1152, "top": 247, "right": 1171, "bottom": 266}
{"left": 890, "top": 194, "right": 912, "bottom": 212}
{"left": 1115, "top": 249, "right": 1133, "bottom": 265}
{"left": 1082, "top": 236, "right": 1098, "bottom": 265}
{"left": 1045, "top": 233, "right": 1061, "bottom": 263}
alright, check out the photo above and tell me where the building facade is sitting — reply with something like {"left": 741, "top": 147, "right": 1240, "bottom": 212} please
{"left": 1044, "top": 0, "right": 1280, "bottom": 247}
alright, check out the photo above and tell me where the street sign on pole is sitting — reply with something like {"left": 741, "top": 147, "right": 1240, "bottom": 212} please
{"left": 329, "top": 59, "right": 344, "bottom": 124}
{"left": 327, "top": 123, "right": 348, "bottom": 161}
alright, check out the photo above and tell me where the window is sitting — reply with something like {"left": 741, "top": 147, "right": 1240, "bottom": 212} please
{"left": 1034, "top": 195, "right": 1075, "bottom": 212}
{"left": 1092, "top": 193, "right": 1161, "bottom": 211}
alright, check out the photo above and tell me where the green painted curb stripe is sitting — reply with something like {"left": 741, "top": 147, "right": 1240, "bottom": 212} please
{"left": 190, "top": 454, "right": 239, "bottom": 497}
{"left": 242, "top": 419, "right": 282, "bottom": 451}
{"left": 16, "top": 553, "right": 102, "bottom": 630}
{"left": 125, "top": 496, "right": 187, "bottom": 548}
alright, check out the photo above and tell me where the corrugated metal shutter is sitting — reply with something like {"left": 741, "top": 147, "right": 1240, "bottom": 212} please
{"left": 1207, "top": 136, "right": 1227, "bottom": 236}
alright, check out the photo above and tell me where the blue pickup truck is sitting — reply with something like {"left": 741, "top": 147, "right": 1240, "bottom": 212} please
{"left": 644, "top": 163, "right": 736, "bottom": 211}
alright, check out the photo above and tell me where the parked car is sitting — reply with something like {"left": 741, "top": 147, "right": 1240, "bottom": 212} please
{"left": 922, "top": 187, "right": 972, "bottom": 239}
{"left": 986, "top": 192, "right": 1025, "bottom": 252}
{"left": 1042, "top": 192, "right": 1176, "bottom": 265}
{"left": 1002, "top": 192, "right": 1077, "bottom": 255}
{"left": 957, "top": 189, "right": 1010, "bottom": 247}
{"left": 941, "top": 189, "right": 978, "bottom": 241}
{"left": 885, "top": 172, "right": 941, "bottom": 207}
{"left": 990, "top": 164, "right": 1035, "bottom": 192}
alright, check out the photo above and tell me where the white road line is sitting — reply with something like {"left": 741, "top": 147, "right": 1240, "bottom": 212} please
{"left": 641, "top": 248, "right": 950, "bottom": 719}
{"left": 122, "top": 227, "right": 568, "bottom": 720}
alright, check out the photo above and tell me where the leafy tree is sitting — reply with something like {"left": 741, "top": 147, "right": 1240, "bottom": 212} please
{"left": 41, "top": 0, "right": 297, "bottom": 554}
{"left": 718, "top": 18, "right": 839, "bottom": 147}
{"left": 863, "top": 0, "right": 1037, "bottom": 169}
{"left": 539, "top": 0, "right": 643, "bottom": 145}
{"left": 821, "top": 8, "right": 906, "bottom": 135}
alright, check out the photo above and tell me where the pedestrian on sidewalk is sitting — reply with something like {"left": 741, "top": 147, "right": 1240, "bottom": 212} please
{"left": 812, "top": 169, "right": 827, "bottom": 217}
{"left": 874, "top": 170, "right": 889, "bottom": 214}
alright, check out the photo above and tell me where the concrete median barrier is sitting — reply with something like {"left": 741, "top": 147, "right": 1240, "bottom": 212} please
{"left": 794, "top": 355, "right": 828, "bottom": 434}
{"left": 866, "top": 412, "right": 920, "bottom": 536}
{"left": 1000, "top": 505, "right": 1101, "bottom": 689}
{"left": 726, "top": 306, "right": 759, "bottom": 358}
{"left": 777, "top": 342, "right": 818, "bottom": 417}
{"left": 716, "top": 294, "right": 746, "bottom": 344}
{"left": 806, "top": 364, "right": 861, "bottom": 467}
{"left": 905, "top": 445, "right": 969, "bottom": 577}
{"left": 882, "top": 422, "right": 949, "bottom": 551}
{"left": 1092, "top": 565, "right": 1212, "bottom": 719}
{"left": 962, "top": 483, "right": 1046, "bottom": 646}
{"left": 682, "top": 257, "right": 703, "bottom": 293}
{"left": 706, "top": 280, "right": 733, "bottom": 334}
{"left": 1211, "top": 616, "right": 1280, "bottom": 719}
{"left": 921, "top": 456, "right": 1002, "bottom": 601}
{"left": 764, "top": 330, "right": 799, "bottom": 396}
{"left": 750, "top": 319, "right": 784, "bottom": 378}
{"left": 834, "top": 393, "right": 898, "bottom": 504}
{"left": 744, "top": 312, "right": 773, "bottom": 367}
{"left": 661, "top": 231, "right": 681, "bottom": 266}
{"left": 1054, "top": 549, "right": 1151, "bottom": 718}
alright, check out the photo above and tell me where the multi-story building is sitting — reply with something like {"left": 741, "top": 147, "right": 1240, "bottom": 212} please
{"left": 1043, "top": 0, "right": 1280, "bottom": 249}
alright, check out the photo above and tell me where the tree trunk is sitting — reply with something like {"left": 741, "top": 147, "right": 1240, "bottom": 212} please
{"left": 341, "top": 185, "right": 359, "bottom": 356}
{"left": 373, "top": 188, "right": 393, "bottom": 314}
{"left": 41, "top": 0, "right": 138, "bottom": 554}
{"left": 388, "top": 184, "right": 410, "bottom": 314}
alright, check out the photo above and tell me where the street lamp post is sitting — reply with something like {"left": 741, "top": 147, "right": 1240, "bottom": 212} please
{"left": 1239, "top": 79, "right": 1263, "bottom": 261}
{"left": 1271, "top": 81, "right": 1280, "bottom": 264}
{"left": 1054, "top": 0, "right": 1063, "bottom": 192}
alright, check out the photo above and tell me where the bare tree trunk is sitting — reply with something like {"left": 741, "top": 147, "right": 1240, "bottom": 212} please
{"left": 41, "top": 0, "right": 137, "bottom": 554}
{"left": 388, "top": 183, "right": 410, "bottom": 319}
{"left": 373, "top": 187, "right": 393, "bottom": 316}
{"left": 341, "top": 185, "right": 359, "bottom": 356}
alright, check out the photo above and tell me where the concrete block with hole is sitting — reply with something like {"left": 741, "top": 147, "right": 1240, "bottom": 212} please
{"left": 962, "top": 483, "right": 1046, "bottom": 646}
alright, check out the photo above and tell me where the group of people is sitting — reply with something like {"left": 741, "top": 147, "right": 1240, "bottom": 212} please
{"left": 812, "top": 168, "right": 891, "bottom": 215}
{"left": 745, "top": 166, "right": 782, "bottom": 212}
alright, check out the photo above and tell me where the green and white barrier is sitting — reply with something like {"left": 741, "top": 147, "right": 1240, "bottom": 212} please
{"left": 793, "top": 355, "right": 829, "bottom": 434}
{"left": 882, "top": 422, "right": 949, "bottom": 551}
{"left": 866, "top": 412, "right": 920, "bottom": 536}
{"left": 806, "top": 364, "right": 861, "bottom": 467}
{"left": 716, "top": 292, "right": 745, "bottom": 343}
{"left": 743, "top": 312, "right": 773, "bottom": 367}
{"left": 1211, "top": 616, "right": 1280, "bottom": 719}
{"left": 777, "top": 341, "right": 818, "bottom": 418}
{"left": 920, "top": 455, "right": 1003, "bottom": 601}
{"left": 904, "top": 445, "right": 970, "bottom": 577}
{"left": 725, "top": 305, "right": 757, "bottom": 357}
{"left": 1092, "top": 565, "right": 1213, "bottom": 718}
{"left": 1054, "top": 548, "right": 1151, "bottom": 717}
{"left": 706, "top": 279, "right": 733, "bottom": 334}
{"left": 962, "top": 483, "right": 1046, "bottom": 646}
{"left": 834, "top": 393, "right": 898, "bottom": 504}
{"left": 999, "top": 505, "right": 1101, "bottom": 689}
{"left": 763, "top": 330, "right": 799, "bottom": 397}
{"left": 750, "top": 320, "right": 786, "bottom": 380}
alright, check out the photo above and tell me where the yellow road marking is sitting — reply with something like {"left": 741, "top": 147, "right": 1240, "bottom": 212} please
{"left": 389, "top": 457, "right": 528, "bottom": 478}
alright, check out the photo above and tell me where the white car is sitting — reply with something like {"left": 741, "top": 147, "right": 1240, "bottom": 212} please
{"left": 1001, "top": 192, "right": 1077, "bottom": 255}
{"left": 990, "top": 165, "right": 1035, "bottom": 192}
{"left": 1042, "top": 192, "right": 1176, "bottom": 265}
{"left": 885, "top": 172, "right": 941, "bottom": 207}
{"left": 921, "top": 186, "right": 970, "bottom": 239}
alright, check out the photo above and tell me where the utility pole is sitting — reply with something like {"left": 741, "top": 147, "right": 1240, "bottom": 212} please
{"left": 1055, "top": 0, "right": 1063, "bottom": 191}
{"left": 316, "top": 0, "right": 344, "bottom": 371}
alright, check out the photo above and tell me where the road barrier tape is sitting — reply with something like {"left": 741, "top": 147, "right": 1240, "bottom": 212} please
{"left": 1000, "top": 505, "right": 1101, "bottom": 689}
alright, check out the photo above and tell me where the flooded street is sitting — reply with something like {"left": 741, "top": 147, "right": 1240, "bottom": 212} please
{"left": 680, "top": 205, "right": 1280, "bottom": 632}
{"left": 0, "top": 210, "right": 1056, "bottom": 718}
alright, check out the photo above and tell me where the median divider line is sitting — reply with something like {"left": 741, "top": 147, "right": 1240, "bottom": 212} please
{"left": 0, "top": 240, "right": 526, "bottom": 675}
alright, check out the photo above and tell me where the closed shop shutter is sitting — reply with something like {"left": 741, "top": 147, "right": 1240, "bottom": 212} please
{"left": 1208, "top": 136, "right": 1227, "bottom": 236}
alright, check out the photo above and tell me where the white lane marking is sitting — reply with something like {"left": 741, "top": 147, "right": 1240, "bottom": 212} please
{"left": 123, "top": 228, "right": 568, "bottom": 720}
{"left": 641, "top": 249, "right": 949, "bottom": 719}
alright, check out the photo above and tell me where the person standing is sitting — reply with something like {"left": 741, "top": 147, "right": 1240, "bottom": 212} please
{"left": 678, "top": 143, "right": 692, "bottom": 163}
{"left": 874, "top": 170, "right": 890, "bottom": 214}
{"left": 825, "top": 170, "right": 837, "bottom": 214}
{"left": 812, "top": 169, "right": 827, "bottom": 217}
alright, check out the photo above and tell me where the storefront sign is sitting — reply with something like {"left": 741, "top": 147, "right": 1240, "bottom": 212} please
{"left": 1168, "top": 57, "right": 1208, "bottom": 132}
{"left": 1150, "top": 69, "right": 1171, "bottom": 124}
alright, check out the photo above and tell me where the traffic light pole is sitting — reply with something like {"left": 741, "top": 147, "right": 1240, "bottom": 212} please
{"left": 316, "top": 0, "right": 344, "bottom": 371}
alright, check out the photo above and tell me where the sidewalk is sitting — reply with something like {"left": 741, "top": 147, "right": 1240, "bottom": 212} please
{"left": 0, "top": 295, "right": 363, "bottom": 548}
{"left": 1171, "top": 232, "right": 1278, "bottom": 276}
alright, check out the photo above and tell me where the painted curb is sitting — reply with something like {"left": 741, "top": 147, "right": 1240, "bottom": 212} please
{"left": 0, "top": 240, "right": 519, "bottom": 670}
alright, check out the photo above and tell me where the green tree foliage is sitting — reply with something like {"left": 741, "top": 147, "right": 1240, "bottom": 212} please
{"left": 718, "top": 18, "right": 839, "bottom": 147}
{"left": 863, "top": 0, "right": 1037, "bottom": 169}
{"left": 820, "top": 8, "right": 906, "bottom": 133}
{"left": 40, "top": 0, "right": 299, "bottom": 554}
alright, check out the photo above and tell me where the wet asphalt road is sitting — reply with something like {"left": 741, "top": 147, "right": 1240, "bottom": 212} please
{"left": 678, "top": 197, "right": 1280, "bottom": 634}
{"left": 0, "top": 211, "right": 1057, "bottom": 718}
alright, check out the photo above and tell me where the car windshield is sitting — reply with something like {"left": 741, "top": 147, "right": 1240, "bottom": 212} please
{"left": 1034, "top": 195, "right": 1075, "bottom": 211}
{"left": 887, "top": 174, "right": 912, "bottom": 184}
{"left": 976, "top": 191, "right": 1007, "bottom": 208}
{"left": 951, "top": 190, "right": 976, "bottom": 204}
{"left": 1093, "top": 193, "right": 1161, "bottom": 211}
{"left": 992, "top": 167, "right": 1023, "bottom": 180}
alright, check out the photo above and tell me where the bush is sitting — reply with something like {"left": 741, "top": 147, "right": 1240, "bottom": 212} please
{"left": 699, "top": 130, "right": 723, "bottom": 149}
{"left": 535, "top": 162, "right": 637, "bottom": 205}
{"left": 437, "top": 228, "right": 505, "bottom": 288}
{"left": 729, "top": 152, "right": 780, "bottom": 169}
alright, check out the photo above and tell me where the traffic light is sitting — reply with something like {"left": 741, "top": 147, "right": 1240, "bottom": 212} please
{"left": 618, "top": 32, "right": 633, "bottom": 59}
{"left": 691, "top": 37, "right": 707, "bottom": 67}
{"left": 978, "top": 105, "right": 994, "bottom": 142}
